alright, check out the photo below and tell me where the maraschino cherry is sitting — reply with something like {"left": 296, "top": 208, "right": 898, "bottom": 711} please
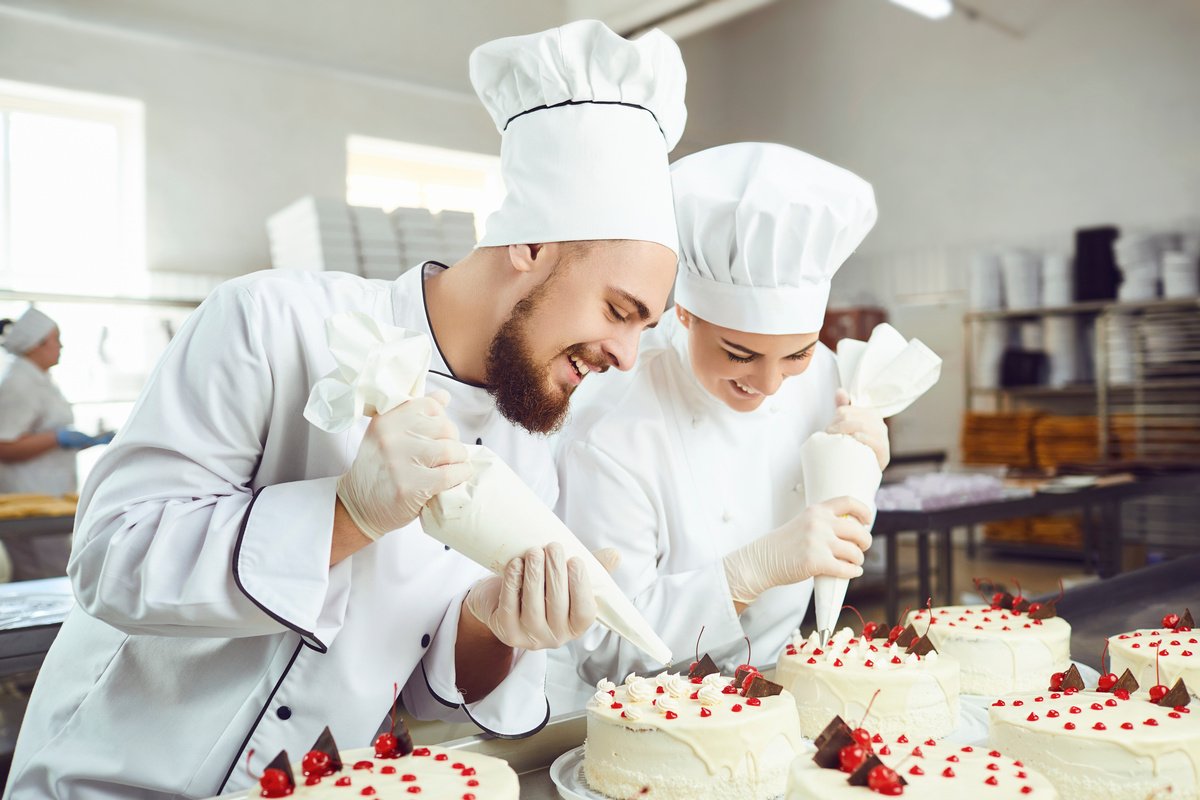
{"left": 839, "top": 743, "right": 870, "bottom": 773}
{"left": 842, "top": 604, "right": 878, "bottom": 641}
{"left": 736, "top": 636, "right": 760, "bottom": 693}
{"left": 1009, "top": 577, "right": 1025, "bottom": 610}
{"left": 688, "top": 626, "right": 707, "bottom": 675}
{"left": 1049, "top": 672, "right": 1065, "bottom": 691}
{"left": 1163, "top": 613, "right": 1181, "bottom": 630}
{"left": 246, "top": 749, "right": 294, "bottom": 799}
{"left": 867, "top": 764, "right": 904, "bottom": 796}
{"left": 1097, "top": 639, "right": 1118, "bottom": 691}
{"left": 1149, "top": 649, "right": 1169, "bottom": 702}
{"left": 301, "top": 750, "right": 332, "bottom": 777}
{"left": 852, "top": 690, "right": 883, "bottom": 749}
{"left": 886, "top": 607, "right": 912, "bottom": 645}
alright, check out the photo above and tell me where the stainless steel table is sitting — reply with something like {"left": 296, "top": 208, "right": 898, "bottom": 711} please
{"left": 873, "top": 470, "right": 1200, "bottom": 621}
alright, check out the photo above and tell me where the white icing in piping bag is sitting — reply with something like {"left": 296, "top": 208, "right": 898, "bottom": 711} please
{"left": 804, "top": 323, "right": 942, "bottom": 647}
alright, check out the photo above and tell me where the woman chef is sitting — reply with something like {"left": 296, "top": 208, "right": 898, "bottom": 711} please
{"left": 0, "top": 307, "right": 113, "bottom": 580}
{"left": 549, "top": 143, "right": 887, "bottom": 709}
{"left": 5, "top": 20, "right": 687, "bottom": 799}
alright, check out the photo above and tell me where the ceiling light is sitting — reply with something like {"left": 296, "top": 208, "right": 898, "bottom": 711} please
{"left": 887, "top": 0, "right": 953, "bottom": 20}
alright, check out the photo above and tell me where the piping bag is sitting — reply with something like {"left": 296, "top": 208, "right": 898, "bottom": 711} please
{"left": 304, "top": 312, "right": 673, "bottom": 666}
{"left": 805, "top": 323, "right": 942, "bottom": 647}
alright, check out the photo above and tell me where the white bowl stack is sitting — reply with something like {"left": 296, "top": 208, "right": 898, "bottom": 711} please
{"left": 1041, "top": 252, "right": 1073, "bottom": 307}
{"left": 1103, "top": 313, "right": 1136, "bottom": 384}
{"left": 1044, "top": 316, "right": 1078, "bottom": 387}
{"left": 999, "top": 249, "right": 1041, "bottom": 310}
{"left": 974, "top": 320, "right": 1010, "bottom": 390}
{"left": 267, "top": 197, "right": 359, "bottom": 273}
{"left": 1162, "top": 250, "right": 1199, "bottom": 298}
{"left": 351, "top": 206, "right": 406, "bottom": 280}
{"left": 968, "top": 250, "right": 1004, "bottom": 310}
{"left": 1113, "top": 231, "right": 1161, "bottom": 301}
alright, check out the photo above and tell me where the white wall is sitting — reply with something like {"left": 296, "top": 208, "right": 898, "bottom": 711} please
{"left": 679, "top": 0, "right": 1200, "bottom": 458}
{"left": 0, "top": 12, "right": 512, "bottom": 280}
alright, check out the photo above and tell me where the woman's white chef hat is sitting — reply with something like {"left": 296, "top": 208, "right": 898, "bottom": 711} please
{"left": 0, "top": 307, "right": 56, "bottom": 355}
{"left": 672, "top": 142, "right": 878, "bottom": 334}
{"left": 470, "top": 20, "right": 687, "bottom": 254}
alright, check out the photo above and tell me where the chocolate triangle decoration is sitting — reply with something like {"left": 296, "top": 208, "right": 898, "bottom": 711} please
{"left": 1156, "top": 678, "right": 1191, "bottom": 708}
{"left": 995, "top": 591, "right": 1015, "bottom": 610}
{"left": 1179, "top": 609, "right": 1195, "bottom": 630}
{"left": 848, "top": 753, "right": 907, "bottom": 788}
{"left": 906, "top": 635, "right": 938, "bottom": 657}
{"left": 1014, "top": 598, "right": 1032, "bottom": 613}
{"left": 1029, "top": 601, "right": 1058, "bottom": 620}
{"left": 744, "top": 674, "right": 784, "bottom": 698}
{"left": 815, "top": 715, "right": 852, "bottom": 750}
{"left": 393, "top": 715, "right": 414, "bottom": 757}
{"left": 689, "top": 653, "right": 720, "bottom": 680}
{"left": 895, "top": 624, "right": 919, "bottom": 649}
{"left": 309, "top": 726, "right": 344, "bottom": 773}
{"left": 734, "top": 665, "right": 756, "bottom": 687}
{"left": 1059, "top": 664, "right": 1085, "bottom": 692}
{"left": 812, "top": 717, "right": 855, "bottom": 770}
{"left": 265, "top": 750, "right": 296, "bottom": 789}
{"left": 1112, "top": 668, "right": 1139, "bottom": 695}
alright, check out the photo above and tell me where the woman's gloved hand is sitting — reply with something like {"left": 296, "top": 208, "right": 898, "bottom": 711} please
{"left": 464, "top": 544, "right": 620, "bottom": 651}
{"left": 55, "top": 428, "right": 108, "bottom": 450}
{"left": 336, "top": 390, "right": 473, "bottom": 541}
{"left": 826, "top": 388, "right": 891, "bottom": 470}
{"left": 722, "top": 497, "right": 872, "bottom": 605}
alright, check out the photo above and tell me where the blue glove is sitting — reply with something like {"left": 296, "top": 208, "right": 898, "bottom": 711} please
{"left": 55, "top": 428, "right": 104, "bottom": 449}
{"left": 94, "top": 431, "right": 116, "bottom": 445}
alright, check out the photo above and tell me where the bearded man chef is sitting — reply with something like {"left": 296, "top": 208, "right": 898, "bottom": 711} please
{"left": 548, "top": 143, "right": 885, "bottom": 711}
{"left": 4, "top": 20, "right": 686, "bottom": 799}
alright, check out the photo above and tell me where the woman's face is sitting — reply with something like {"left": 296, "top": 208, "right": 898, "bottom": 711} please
{"left": 26, "top": 328, "right": 62, "bottom": 371}
{"left": 679, "top": 306, "right": 820, "bottom": 412}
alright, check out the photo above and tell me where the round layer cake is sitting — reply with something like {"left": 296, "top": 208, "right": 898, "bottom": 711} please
{"left": 775, "top": 628, "right": 960, "bottom": 740}
{"left": 989, "top": 689, "right": 1200, "bottom": 800}
{"left": 906, "top": 605, "right": 1071, "bottom": 695}
{"left": 788, "top": 730, "right": 1058, "bottom": 798}
{"left": 1109, "top": 627, "right": 1199, "bottom": 700}
{"left": 231, "top": 745, "right": 518, "bottom": 799}
{"left": 583, "top": 670, "right": 805, "bottom": 800}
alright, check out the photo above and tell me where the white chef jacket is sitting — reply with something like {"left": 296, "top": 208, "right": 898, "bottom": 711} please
{"left": 5, "top": 264, "right": 557, "bottom": 800}
{"left": 547, "top": 313, "right": 838, "bottom": 712}
{"left": 0, "top": 356, "right": 78, "bottom": 581}
{"left": 0, "top": 356, "right": 76, "bottom": 495}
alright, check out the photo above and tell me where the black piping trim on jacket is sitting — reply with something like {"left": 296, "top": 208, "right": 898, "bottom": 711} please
{"left": 504, "top": 99, "right": 665, "bottom": 141}
{"left": 419, "top": 261, "right": 487, "bottom": 390}
{"left": 232, "top": 486, "right": 328, "bottom": 654}
{"left": 215, "top": 639, "right": 305, "bottom": 794}
{"left": 419, "top": 659, "right": 552, "bottom": 740}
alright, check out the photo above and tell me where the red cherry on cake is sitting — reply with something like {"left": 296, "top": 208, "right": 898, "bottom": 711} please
{"left": 301, "top": 749, "right": 332, "bottom": 776}
{"left": 862, "top": 622, "right": 879, "bottom": 640}
{"left": 887, "top": 624, "right": 904, "bottom": 644}
{"left": 1163, "top": 613, "right": 1181, "bottom": 630}
{"left": 867, "top": 764, "right": 903, "bottom": 795}
{"left": 1049, "top": 672, "right": 1065, "bottom": 691}
{"left": 1025, "top": 602, "right": 1041, "bottom": 615}
{"left": 1150, "top": 684, "right": 1169, "bottom": 702}
{"left": 852, "top": 727, "right": 874, "bottom": 749}
{"left": 374, "top": 733, "right": 398, "bottom": 758}
{"left": 1097, "top": 673, "right": 1118, "bottom": 691}
{"left": 259, "top": 768, "right": 291, "bottom": 798}
{"left": 990, "top": 591, "right": 1005, "bottom": 608}
{"left": 839, "top": 744, "right": 870, "bottom": 773}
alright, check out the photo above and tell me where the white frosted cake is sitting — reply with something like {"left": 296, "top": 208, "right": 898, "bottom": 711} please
{"left": 1109, "top": 609, "right": 1199, "bottom": 699}
{"left": 775, "top": 627, "right": 960, "bottom": 740}
{"left": 906, "top": 604, "right": 1071, "bottom": 695}
{"left": 583, "top": 668, "right": 804, "bottom": 800}
{"left": 228, "top": 742, "right": 518, "bottom": 799}
{"left": 989, "top": 688, "right": 1200, "bottom": 800}
{"left": 788, "top": 725, "right": 1058, "bottom": 798}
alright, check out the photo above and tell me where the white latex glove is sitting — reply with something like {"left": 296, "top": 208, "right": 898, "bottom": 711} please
{"left": 337, "top": 390, "right": 473, "bottom": 541}
{"left": 827, "top": 388, "right": 891, "bottom": 470}
{"left": 465, "top": 543, "right": 621, "bottom": 651}
{"left": 722, "top": 497, "right": 872, "bottom": 605}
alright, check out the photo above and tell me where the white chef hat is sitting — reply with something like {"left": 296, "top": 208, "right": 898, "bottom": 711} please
{"left": 0, "top": 307, "right": 57, "bottom": 355}
{"left": 470, "top": 20, "right": 687, "bottom": 254}
{"left": 672, "top": 142, "right": 878, "bottom": 334}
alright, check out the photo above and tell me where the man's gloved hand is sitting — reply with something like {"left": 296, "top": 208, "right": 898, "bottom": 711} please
{"left": 826, "top": 388, "right": 891, "bottom": 470}
{"left": 722, "top": 496, "right": 872, "bottom": 605}
{"left": 55, "top": 428, "right": 105, "bottom": 450}
{"left": 336, "top": 390, "right": 472, "bottom": 541}
{"left": 464, "top": 544, "right": 620, "bottom": 651}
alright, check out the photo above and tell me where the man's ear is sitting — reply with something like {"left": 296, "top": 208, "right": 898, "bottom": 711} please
{"left": 507, "top": 243, "right": 553, "bottom": 275}
{"left": 676, "top": 304, "right": 692, "bottom": 330}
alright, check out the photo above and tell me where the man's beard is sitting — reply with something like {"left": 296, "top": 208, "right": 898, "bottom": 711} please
{"left": 485, "top": 282, "right": 587, "bottom": 435}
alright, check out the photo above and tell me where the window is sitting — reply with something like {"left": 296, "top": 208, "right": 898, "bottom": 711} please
{"left": 346, "top": 135, "right": 502, "bottom": 239}
{"left": 0, "top": 79, "right": 145, "bottom": 295}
